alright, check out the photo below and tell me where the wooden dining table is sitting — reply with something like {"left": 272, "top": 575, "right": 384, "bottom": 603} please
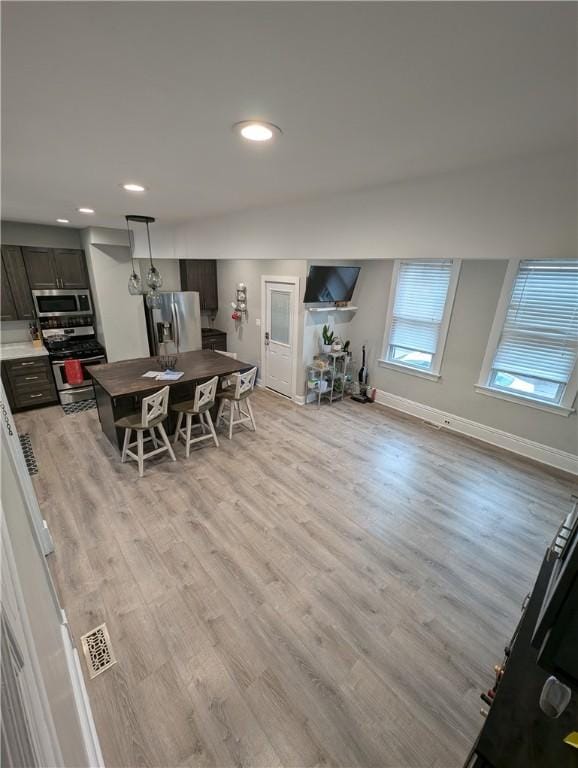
{"left": 87, "top": 349, "right": 252, "bottom": 450}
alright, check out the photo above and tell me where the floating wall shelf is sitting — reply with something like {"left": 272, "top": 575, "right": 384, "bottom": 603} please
{"left": 306, "top": 306, "right": 358, "bottom": 313}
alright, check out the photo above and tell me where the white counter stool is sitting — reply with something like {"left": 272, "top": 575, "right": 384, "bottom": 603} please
{"left": 115, "top": 385, "right": 176, "bottom": 477}
{"left": 171, "top": 375, "right": 219, "bottom": 456}
{"left": 216, "top": 367, "right": 257, "bottom": 440}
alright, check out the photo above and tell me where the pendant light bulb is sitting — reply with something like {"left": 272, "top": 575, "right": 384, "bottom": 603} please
{"left": 146, "top": 289, "right": 162, "bottom": 309}
{"left": 146, "top": 265, "right": 163, "bottom": 290}
{"left": 128, "top": 273, "right": 142, "bottom": 295}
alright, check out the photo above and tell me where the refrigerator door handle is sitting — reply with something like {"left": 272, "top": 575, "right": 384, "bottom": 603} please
{"left": 171, "top": 300, "right": 180, "bottom": 352}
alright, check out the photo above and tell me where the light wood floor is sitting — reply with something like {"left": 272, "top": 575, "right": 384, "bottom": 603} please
{"left": 16, "top": 391, "right": 576, "bottom": 768}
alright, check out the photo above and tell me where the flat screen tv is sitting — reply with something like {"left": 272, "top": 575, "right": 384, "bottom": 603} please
{"left": 304, "top": 266, "right": 360, "bottom": 303}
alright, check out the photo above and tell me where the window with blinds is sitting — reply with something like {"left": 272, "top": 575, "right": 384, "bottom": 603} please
{"left": 488, "top": 259, "right": 578, "bottom": 404}
{"left": 386, "top": 260, "right": 454, "bottom": 371}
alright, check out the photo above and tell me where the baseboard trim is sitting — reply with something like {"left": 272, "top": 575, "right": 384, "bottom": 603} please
{"left": 373, "top": 389, "right": 578, "bottom": 476}
{"left": 257, "top": 378, "right": 307, "bottom": 405}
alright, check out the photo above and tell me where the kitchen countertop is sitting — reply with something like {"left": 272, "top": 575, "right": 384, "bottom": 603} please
{"left": 0, "top": 342, "right": 49, "bottom": 361}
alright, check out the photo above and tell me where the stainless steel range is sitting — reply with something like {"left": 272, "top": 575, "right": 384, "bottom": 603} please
{"left": 41, "top": 318, "right": 106, "bottom": 405}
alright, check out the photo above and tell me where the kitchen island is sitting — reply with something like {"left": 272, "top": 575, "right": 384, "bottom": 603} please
{"left": 88, "top": 349, "right": 252, "bottom": 450}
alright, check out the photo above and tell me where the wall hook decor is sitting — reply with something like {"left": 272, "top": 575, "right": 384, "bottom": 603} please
{"left": 231, "top": 282, "right": 247, "bottom": 321}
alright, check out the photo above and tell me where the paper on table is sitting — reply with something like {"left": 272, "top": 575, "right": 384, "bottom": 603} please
{"left": 156, "top": 371, "right": 184, "bottom": 381}
{"left": 142, "top": 371, "right": 161, "bottom": 378}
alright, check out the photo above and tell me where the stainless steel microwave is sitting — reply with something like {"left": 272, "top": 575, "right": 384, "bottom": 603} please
{"left": 32, "top": 290, "right": 93, "bottom": 318}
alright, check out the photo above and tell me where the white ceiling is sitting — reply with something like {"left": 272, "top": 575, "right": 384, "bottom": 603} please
{"left": 2, "top": 1, "right": 575, "bottom": 229}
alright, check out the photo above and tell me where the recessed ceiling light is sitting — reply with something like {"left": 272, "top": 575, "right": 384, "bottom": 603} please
{"left": 56, "top": 218, "right": 69, "bottom": 224}
{"left": 77, "top": 207, "right": 95, "bottom": 214}
{"left": 122, "top": 183, "right": 147, "bottom": 192}
{"left": 233, "top": 120, "right": 281, "bottom": 142}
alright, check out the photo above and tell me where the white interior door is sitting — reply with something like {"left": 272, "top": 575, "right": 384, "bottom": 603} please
{"left": 264, "top": 281, "right": 295, "bottom": 397}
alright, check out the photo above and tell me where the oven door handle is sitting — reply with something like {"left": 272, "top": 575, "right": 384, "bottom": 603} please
{"left": 52, "top": 355, "right": 105, "bottom": 366}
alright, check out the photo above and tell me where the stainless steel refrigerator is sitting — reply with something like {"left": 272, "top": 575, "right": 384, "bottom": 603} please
{"left": 145, "top": 291, "right": 202, "bottom": 356}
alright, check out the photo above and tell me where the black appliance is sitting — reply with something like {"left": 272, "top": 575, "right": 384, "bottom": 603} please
{"left": 351, "top": 344, "right": 372, "bottom": 403}
{"left": 532, "top": 498, "right": 578, "bottom": 689}
{"left": 41, "top": 318, "right": 106, "bottom": 405}
{"left": 303, "top": 266, "right": 360, "bottom": 303}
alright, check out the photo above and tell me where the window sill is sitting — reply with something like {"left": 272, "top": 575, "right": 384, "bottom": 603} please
{"left": 474, "top": 385, "right": 575, "bottom": 417}
{"left": 377, "top": 359, "right": 440, "bottom": 382}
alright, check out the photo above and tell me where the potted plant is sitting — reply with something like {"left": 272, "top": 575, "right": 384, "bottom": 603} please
{"left": 343, "top": 340, "right": 351, "bottom": 356}
{"left": 321, "top": 324, "right": 334, "bottom": 353}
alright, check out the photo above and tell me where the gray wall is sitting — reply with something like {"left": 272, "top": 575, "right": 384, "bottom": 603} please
{"left": 137, "top": 258, "right": 181, "bottom": 292}
{"left": 348, "top": 259, "right": 578, "bottom": 456}
{"left": 215, "top": 259, "right": 308, "bottom": 384}
{"left": 216, "top": 256, "right": 578, "bottom": 456}
{"left": 1, "top": 220, "right": 82, "bottom": 248}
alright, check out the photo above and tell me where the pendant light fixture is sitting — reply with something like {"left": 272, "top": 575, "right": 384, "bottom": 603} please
{"left": 125, "top": 215, "right": 162, "bottom": 307}
{"left": 125, "top": 216, "right": 142, "bottom": 295}
{"left": 144, "top": 218, "right": 162, "bottom": 290}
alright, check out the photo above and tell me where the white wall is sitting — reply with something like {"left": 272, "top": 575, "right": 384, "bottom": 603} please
{"left": 81, "top": 228, "right": 149, "bottom": 362}
{"left": 1, "top": 389, "right": 98, "bottom": 766}
{"left": 134, "top": 150, "right": 575, "bottom": 264}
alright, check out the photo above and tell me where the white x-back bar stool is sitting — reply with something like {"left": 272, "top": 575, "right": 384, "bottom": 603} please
{"left": 216, "top": 367, "right": 257, "bottom": 440}
{"left": 115, "top": 385, "right": 176, "bottom": 477}
{"left": 171, "top": 375, "right": 219, "bottom": 456}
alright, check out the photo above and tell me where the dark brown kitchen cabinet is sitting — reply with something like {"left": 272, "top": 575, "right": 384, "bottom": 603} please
{"left": 52, "top": 249, "right": 89, "bottom": 289}
{"left": 1, "top": 356, "right": 58, "bottom": 411}
{"left": 23, "top": 247, "right": 88, "bottom": 290}
{"left": 1, "top": 246, "right": 35, "bottom": 319}
{"left": 1, "top": 257, "right": 18, "bottom": 321}
{"left": 201, "top": 328, "right": 227, "bottom": 352}
{"left": 179, "top": 259, "right": 218, "bottom": 311}
{"left": 22, "top": 247, "right": 56, "bottom": 289}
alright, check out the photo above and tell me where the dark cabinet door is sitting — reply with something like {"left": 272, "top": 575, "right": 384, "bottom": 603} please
{"left": 2, "top": 357, "right": 58, "bottom": 410}
{"left": 179, "top": 259, "right": 218, "bottom": 311}
{"left": 52, "top": 249, "right": 88, "bottom": 289}
{"left": 1, "top": 246, "right": 35, "bottom": 319}
{"left": 198, "top": 260, "right": 218, "bottom": 311}
{"left": 201, "top": 330, "right": 227, "bottom": 352}
{"left": 22, "top": 247, "right": 58, "bottom": 289}
{"left": 1, "top": 257, "right": 18, "bottom": 321}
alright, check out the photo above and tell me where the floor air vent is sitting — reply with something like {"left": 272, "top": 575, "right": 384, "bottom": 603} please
{"left": 80, "top": 623, "right": 117, "bottom": 679}
{"left": 62, "top": 399, "right": 97, "bottom": 416}
{"left": 18, "top": 434, "right": 38, "bottom": 475}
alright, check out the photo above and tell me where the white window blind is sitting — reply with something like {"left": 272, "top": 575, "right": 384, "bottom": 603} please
{"left": 491, "top": 260, "right": 578, "bottom": 394}
{"left": 388, "top": 260, "right": 453, "bottom": 356}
